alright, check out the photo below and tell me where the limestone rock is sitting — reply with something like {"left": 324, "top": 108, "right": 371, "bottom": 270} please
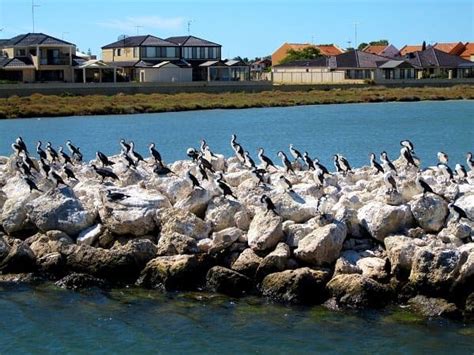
{"left": 206, "top": 266, "right": 253, "bottom": 297}
{"left": 261, "top": 267, "right": 330, "bottom": 304}
{"left": 0, "top": 240, "right": 36, "bottom": 273}
{"left": 356, "top": 257, "right": 388, "bottom": 281}
{"left": 174, "top": 188, "right": 212, "bottom": 218}
{"left": 256, "top": 242, "right": 291, "bottom": 280}
{"left": 156, "top": 232, "right": 198, "bottom": 256}
{"left": 231, "top": 248, "right": 263, "bottom": 278}
{"left": 327, "top": 274, "right": 392, "bottom": 308}
{"left": 408, "top": 295, "right": 461, "bottom": 319}
{"left": 334, "top": 250, "right": 362, "bottom": 276}
{"left": 1, "top": 194, "right": 38, "bottom": 235}
{"left": 247, "top": 211, "right": 284, "bottom": 252}
{"left": 55, "top": 272, "right": 108, "bottom": 290}
{"left": 358, "top": 201, "right": 414, "bottom": 242}
{"left": 409, "top": 194, "right": 448, "bottom": 233}
{"left": 208, "top": 227, "right": 242, "bottom": 254}
{"left": 157, "top": 207, "right": 211, "bottom": 240}
{"left": 455, "top": 194, "right": 474, "bottom": 220}
{"left": 77, "top": 224, "right": 104, "bottom": 246}
{"left": 205, "top": 198, "right": 249, "bottom": 232}
{"left": 294, "top": 221, "right": 347, "bottom": 266}
{"left": 384, "top": 235, "right": 426, "bottom": 278}
{"left": 26, "top": 187, "right": 96, "bottom": 236}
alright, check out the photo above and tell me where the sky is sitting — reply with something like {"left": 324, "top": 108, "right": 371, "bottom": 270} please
{"left": 0, "top": 0, "right": 472, "bottom": 59}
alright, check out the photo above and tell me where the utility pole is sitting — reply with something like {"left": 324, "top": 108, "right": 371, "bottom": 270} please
{"left": 134, "top": 25, "right": 143, "bottom": 35}
{"left": 353, "top": 22, "right": 359, "bottom": 49}
{"left": 32, "top": 0, "right": 40, "bottom": 32}
{"left": 187, "top": 20, "right": 192, "bottom": 35}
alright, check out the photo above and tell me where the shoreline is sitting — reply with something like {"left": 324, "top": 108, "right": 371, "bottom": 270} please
{"left": 0, "top": 85, "right": 473, "bottom": 119}
{"left": 1, "top": 147, "right": 474, "bottom": 321}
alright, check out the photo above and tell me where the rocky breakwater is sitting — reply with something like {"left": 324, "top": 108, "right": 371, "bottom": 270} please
{"left": 0, "top": 151, "right": 474, "bottom": 320}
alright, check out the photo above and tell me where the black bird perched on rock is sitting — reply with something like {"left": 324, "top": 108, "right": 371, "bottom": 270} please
{"left": 39, "top": 158, "right": 51, "bottom": 177}
{"left": 154, "top": 161, "right": 175, "bottom": 176}
{"left": 467, "top": 152, "right": 474, "bottom": 171}
{"left": 106, "top": 189, "right": 129, "bottom": 202}
{"left": 46, "top": 142, "right": 58, "bottom": 162}
{"left": 216, "top": 173, "right": 237, "bottom": 199}
{"left": 380, "top": 151, "right": 397, "bottom": 175}
{"left": 455, "top": 164, "right": 468, "bottom": 183}
{"left": 231, "top": 134, "right": 246, "bottom": 164}
{"left": 63, "top": 166, "right": 78, "bottom": 181}
{"left": 337, "top": 154, "right": 352, "bottom": 175}
{"left": 22, "top": 154, "right": 39, "bottom": 173}
{"left": 384, "top": 172, "right": 397, "bottom": 193}
{"left": 277, "top": 151, "right": 295, "bottom": 174}
{"left": 120, "top": 139, "right": 131, "bottom": 153}
{"left": 66, "top": 140, "right": 83, "bottom": 162}
{"left": 58, "top": 146, "right": 74, "bottom": 166}
{"left": 11, "top": 142, "right": 22, "bottom": 156}
{"left": 260, "top": 194, "right": 278, "bottom": 215}
{"left": 187, "top": 171, "right": 202, "bottom": 189}
{"left": 198, "top": 163, "right": 209, "bottom": 181}
{"left": 129, "top": 141, "right": 144, "bottom": 164}
{"left": 198, "top": 155, "right": 215, "bottom": 173}
{"left": 120, "top": 149, "right": 136, "bottom": 169}
{"left": 187, "top": 147, "right": 199, "bottom": 162}
{"left": 244, "top": 151, "right": 256, "bottom": 169}
{"left": 448, "top": 203, "right": 468, "bottom": 222}
{"left": 370, "top": 153, "right": 384, "bottom": 174}
{"left": 258, "top": 148, "right": 276, "bottom": 170}
{"left": 400, "top": 139, "right": 415, "bottom": 153}
{"left": 416, "top": 175, "right": 434, "bottom": 195}
{"left": 278, "top": 175, "right": 294, "bottom": 193}
{"left": 97, "top": 151, "right": 115, "bottom": 167}
{"left": 314, "top": 158, "right": 330, "bottom": 176}
{"left": 437, "top": 151, "right": 449, "bottom": 164}
{"left": 36, "top": 141, "right": 47, "bottom": 161}
{"left": 251, "top": 167, "right": 266, "bottom": 186}
{"left": 91, "top": 164, "right": 119, "bottom": 183}
{"left": 303, "top": 152, "right": 316, "bottom": 171}
{"left": 313, "top": 169, "right": 325, "bottom": 187}
{"left": 16, "top": 137, "right": 28, "bottom": 155}
{"left": 149, "top": 143, "right": 163, "bottom": 165}
{"left": 437, "top": 163, "right": 454, "bottom": 183}
{"left": 289, "top": 144, "right": 303, "bottom": 162}
{"left": 48, "top": 170, "right": 68, "bottom": 187}
{"left": 16, "top": 160, "right": 32, "bottom": 177}
{"left": 401, "top": 147, "right": 418, "bottom": 168}
{"left": 23, "top": 176, "right": 42, "bottom": 193}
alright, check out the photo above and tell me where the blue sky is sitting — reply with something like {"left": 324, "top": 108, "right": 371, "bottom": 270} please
{"left": 0, "top": 0, "right": 472, "bottom": 59}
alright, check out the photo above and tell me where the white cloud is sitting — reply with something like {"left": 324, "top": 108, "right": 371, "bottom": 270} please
{"left": 98, "top": 15, "right": 185, "bottom": 32}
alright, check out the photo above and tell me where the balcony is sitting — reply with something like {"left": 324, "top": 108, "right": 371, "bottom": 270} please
{"left": 39, "top": 56, "right": 70, "bottom": 66}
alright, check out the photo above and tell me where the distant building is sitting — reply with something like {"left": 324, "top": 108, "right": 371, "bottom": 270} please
{"left": 250, "top": 58, "right": 271, "bottom": 80}
{"left": 0, "top": 32, "right": 77, "bottom": 82}
{"left": 433, "top": 42, "right": 465, "bottom": 56}
{"left": 399, "top": 45, "right": 423, "bottom": 56}
{"left": 199, "top": 59, "right": 250, "bottom": 81}
{"left": 271, "top": 42, "right": 345, "bottom": 65}
{"left": 460, "top": 43, "right": 474, "bottom": 61}
{"left": 361, "top": 44, "right": 399, "bottom": 58}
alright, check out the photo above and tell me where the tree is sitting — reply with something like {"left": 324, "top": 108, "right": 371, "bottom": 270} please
{"left": 280, "top": 46, "right": 322, "bottom": 64}
{"left": 358, "top": 39, "right": 389, "bottom": 50}
{"left": 357, "top": 42, "right": 369, "bottom": 51}
{"left": 422, "top": 41, "right": 426, "bottom": 51}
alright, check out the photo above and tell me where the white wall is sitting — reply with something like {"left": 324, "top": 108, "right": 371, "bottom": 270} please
{"left": 272, "top": 67, "right": 346, "bottom": 84}
{"left": 140, "top": 67, "right": 192, "bottom": 83}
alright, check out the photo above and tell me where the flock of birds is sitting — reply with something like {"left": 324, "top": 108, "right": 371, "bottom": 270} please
{"left": 7, "top": 135, "right": 473, "bottom": 222}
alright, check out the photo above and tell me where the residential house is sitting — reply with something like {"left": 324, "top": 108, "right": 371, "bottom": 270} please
{"left": 199, "top": 59, "right": 250, "bottom": 81}
{"left": 250, "top": 58, "right": 271, "bottom": 80}
{"left": 460, "top": 43, "right": 474, "bottom": 61}
{"left": 361, "top": 44, "right": 399, "bottom": 58}
{"left": 165, "top": 35, "right": 222, "bottom": 81}
{"left": 0, "top": 33, "right": 77, "bottom": 82}
{"left": 271, "top": 42, "right": 345, "bottom": 65}
{"left": 101, "top": 35, "right": 192, "bottom": 82}
{"left": 433, "top": 42, "right": 465, "bottom": 56}
{"left": 399, "top": 45, "right": 423, "bottom": 56}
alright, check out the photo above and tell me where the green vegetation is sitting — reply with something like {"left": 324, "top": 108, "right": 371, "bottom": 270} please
{"left": 0, "top": 85, "right": 473, "bottom": 119}
{"left": 357, "top": 39, "right": 390, "bottom": 50}
{"left": 280, "top": 46, "right": 322, "bottom": 64}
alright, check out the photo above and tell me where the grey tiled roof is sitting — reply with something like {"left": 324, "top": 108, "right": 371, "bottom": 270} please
{"left": 404, "top": 47, "right": 472, "bottom": 68}
{"left": 4, "top": 33, "right": 74, "bottom": 46}
{"left": 135, "top": 59, "right": 191, "bottom": 68}
{"left": 0, "top": 56, "right": 34, "bottom": 68}
{"left": 166, "top": 35, "right": 221, "bottom": 47}
{"left": 102, "top": 35, "right": 177, "bottom": 49}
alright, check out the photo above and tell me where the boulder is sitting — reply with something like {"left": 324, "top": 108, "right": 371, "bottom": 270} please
{"left": 205, "top": 266, "right": 253, "bottom": 297}
{"left": 408, "top": 295, "right": 461, "bottom": 319}
{"left": 294, "top": 221, "right": 347, "bottom": 266}
{"left": 231, "top": 248, "right": 263, "bottom": 278}
{"left": 247, "top": 211, "right": 283, "bottom": 252}
{"left": 37, "top": 252, "right": 65, "bottom": 275}
{"left": 1, "top": 195, "right": 38, "bottom": 235}
{"left": 357, "top": 201, "right": 414, "bottom": 242}
{"left": 136, "top": 254, "right": 209, "bottom": 290}
{"left": 256, "top": 242, "right": 291, "bottom": 280}
{"left": 26, "top": 188, "right": 96, "bottom": 236}
{"left": 205, "top": 198, "right": 249, "bottom": 232}
{"left": 384, "top": 236, "right": 425, "bottom": 278}
{"left": 409, "top": 247, "right": 462, "bottom": 296}
{"left": 455, "top": 194, "right": 474, "bottom": 220}
{"left": 156, "top": 232, "right": 198, "bottom": 256}
{"left": 157, "top": 207, "right": 211, "bottom": 240}
{"left": 409, "top": 194, "right": 448, "bottom": 233}
{"left": 0, "top": 239, "right": 36, "bottom": 273}
{"left": 356, "top": 257, "right": 388, "bottom": 281}
{"left": 208, "top": 227, "right": 242, "bottom": 254}
{"left": 261, "top": 267, "right": 330, "bottom": 304}
{"left": 334, "top": 250, "right": 362, "bottom": 276}
{"left": 55, "top": 272, "right": 108, "bottom": 290}
{"left": 174, "top": 188, "right": 212, "bottom": 218}
{"left": 327, "top": 273, "right": 392, "bottom": 308}
{"left": 99, "top": 187, "right": 170, "bottom": 236}
{"left": 29, "top": 230, "right": 73, "bottom": 259}
{"left": 77, "top": 224, "right": 104, "bottom": 246}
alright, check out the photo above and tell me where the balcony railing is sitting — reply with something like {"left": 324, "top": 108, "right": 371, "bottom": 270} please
{"left": 39, "top": 56, "right": 70, "bottom": 65}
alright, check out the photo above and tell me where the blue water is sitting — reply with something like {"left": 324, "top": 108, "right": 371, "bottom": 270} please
{"left": 0, "top": 101, "right": 472, "bottom": 169}
{"left": 0, "top": 284, "right": 473, "bottom": 354}
{"left": 1, "top": 101, "right": 474, "bottom": 353}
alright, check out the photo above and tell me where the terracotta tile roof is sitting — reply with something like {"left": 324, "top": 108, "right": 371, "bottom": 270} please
{"left": 460, "top": 42, "right": 474, "bottom": 60}
{"left": 399, "top": 45, "right": 423, "bottom": 55}
{"left": 315, "top": 44, "right": 345, "bottom": 56}
{"left": 362, "top": 45, "right": 387, "bottom": 55}
{"left": 433, "top": 42, "right": 464, "bottom": 54}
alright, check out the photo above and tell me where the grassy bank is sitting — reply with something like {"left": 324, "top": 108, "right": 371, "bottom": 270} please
{"left": 1, "top": 85, "right": 473, "bottom": 119}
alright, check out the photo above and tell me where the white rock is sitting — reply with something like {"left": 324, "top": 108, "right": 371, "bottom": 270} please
{"left": 247, "top": 210, "right": 284, "bottom": 252}
{"left": 409, "top": 194, "right": 448, "bottom": 233}
{"left": 77, "top": 224, "right": 104, "bottom": 246}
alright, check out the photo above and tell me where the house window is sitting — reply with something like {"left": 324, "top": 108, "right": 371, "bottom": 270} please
{"left": 400, "top": 69, "right": 405, "bottom": 79}
{"left": 116, "top": 49, "right": 122, "bottom": 56}
{"left": 192, "top": 47, "right": 197, "bottom": 59}
{"left": 166, "top": 47, "right": 176, "bottom": 58}
{"left": 209, "top": 47, "right": 216, "bottom": 59}
{"left": 16, "top": 49, "right": 26, "bottom": 57}
{"left": 145, "top": 47, "right": 156, "bottom": 58}
{"left": 183, "top": 47, "right": 191, "bottom": 59}
{"left": 200, "top": 47, "right": 205, "bottom": 59}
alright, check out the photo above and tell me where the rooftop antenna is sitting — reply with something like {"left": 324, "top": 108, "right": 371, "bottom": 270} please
{"left": 32, "top": 0, "right": 40, "bottom": 33}
{"left": 187, "top": 20, "right": 192, "bottom": 35}
{"left": 346, "top": 40, "right": 352, "bottom": 49}
{"left": 134, "top": 25, "right": 143, "bottom": 35}
{"left": 353, "top": 22, "right": 359, "bottom": 49}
